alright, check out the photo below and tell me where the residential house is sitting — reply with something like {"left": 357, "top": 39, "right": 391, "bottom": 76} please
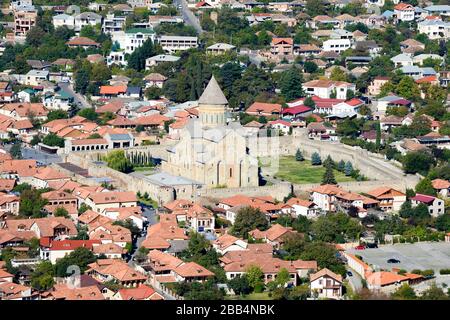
{"left": 310, "top": 268, "right": 343, "bottom": 300}
{"left": 394, "top": 3, "right": 415, "bottom": 22}
{"left": 366, "top": 187, "right": 406, "bottom": 212}
{"left": 411, "top": 193, "right": 445, "bottom": 217}
{"left": 246, "top": 102, "right": 282, "bottom": 117}
{"left": 432, "top": 179, "right": 449, "bottom": 197}
{"left": 302, "top": 80, "right": 356, "bottom": 100}
{"left": 87, "top": 259, "right": 147, "bottom": 287}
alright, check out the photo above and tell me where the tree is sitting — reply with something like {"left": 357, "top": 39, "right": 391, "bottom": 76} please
{"left": 344, "top": 161, "right": 354, "bottom": 176}
{"left": 415, "top": 178, "right": 437, "bottom": 196}
{"left": 392, "top": 284, "right": 417, "bottom": 300}
{"left": 127, "top": 38, "right": 158, "bottom": 71}
{"left": 311, "top": 152, "right": 321, "bottom": 165}
{"left": 304, "top": 61, "right": 318, "bottom": 74}
{"left": 245, "top": 265, "right": 264, "bottom": 291}
{"left": 145, "top": 86, "right": 162, "bottom": 100}
{"left": 19, "top": 189, "right": 48, "bottom": 218}
{"left": 420, "top": 284, "right": 449, "bottom": 300}
{"left": 322, "top": 163, "right": 337, "bottom": 185}
{"left": 47, "top": 110, "right": 68, "bottom": 121}
{"left": 10, "top": 142, "right": 22, "bottom": 159}
{"left": 31, "top": 261, "right": 55, "bottom": 291}
{"left": 279, "top": 66, "right": 304, "bottom": 101}
{"left": 103, "top": 150, "right": 133, "bottom": 173}
{"left": 396, "top": 76, "right": 420, "bottom": 101}
{"left": 402, "top": 151, "right": 435, "bottom": 175}
{"left": 54, "top": 207, "right": 69, "bottom": 218}
{"left": 74, "top": 68, "right": 90, "bottom": 95}
{"left": 77, "top": 108, "right": 98, "bottom": 121}
{"left": 300, "top": 241, "right": 346, "bottom": 275}
{"left": 337, "top": 160, "right": 346, "bottom": 172}
{"left": 26, "top": 26, "right": 46, "bottom": 46}
{"left": 375, "top": 121, "right": 381, "bottom": 151}
{"left": 276, "top": 268, "right": 290, "bottom": 287}
{"left": 232, "top": 206, "right": 268, "bottom": 238}
{"left": 306, "top": 0, "right": 327, "bottom": 16}
{"left": 399, "top": 201, "right": 414, "bottom": 219}
{"left": 311, "top": 212, "right": 362, "bottom": 243}
{"left": 42, "top": 133, "right": 65, "bottom": 147}
{"left": 54, "top": 247, "right": 97, "bottom": 277}
{"left": 435, "top": 214, "right": 450, "bottom": 232}
{"left": 295, "top": 149, "right": 304, "bottom": 161}
{"left": 330, "top": 67, "right": 348, "bottom": 82}
{"left": 228, "top": 275, "right": 251, "bottom": 296}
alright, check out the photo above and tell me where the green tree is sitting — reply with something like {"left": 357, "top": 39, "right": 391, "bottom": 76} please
{"left": 10, "top": 142, "right": 22, "bottom": 159}
{"left": 228, "top": 274, "right": 251, "bottom": 296}
{"left": 344, "top": 161, "right": 354, "bottom": 176}
{"left": 295, "top": 149, "right": 304, "bottom": 161}
{"left": 304, "top": 61, "right": 318, "bottom": 74}
{"left": 396, "top": 76, "right": 420, "bottom": 101}
{"left": 47, "top": 110, "right": 68, "bottom": 121}
{"left": 402, "top": 151, "right": 435, "bottom": 175}
{"left": 77, "top": 108, "right": 98, "bottom": 121}
{"left": 103, "top": 150, "right": 133, "bottom": 173}
{"left": 54, "top": 247, "right": 97, "bottom": 277}
{"left": 232, "top": 206, "right": 268, "bottom": 238}
{"left": 31, "top": 261, "right": 55, "bottom": 291}
{"left": 337, "top": 160, "right": 346, "bottom": 172}
{"left": 322, "top": 163, "right": 337, "bottom": 185}
{"left": 392, "top": 284, "right": 417, "bottom": 300}
{"left": 127, "top": 38, "right": 158, "bottom": 71}
{"left": 415, "top": 178, "right": 437, "bottom": 196}
{"left": 19, "top": 189, "right": 48, "bottom": 217}
{"left": 245, "top": 265, "right": 264, "bottom": 291}
{"left": 279, "top": 66, "right": 304, "bottom": 101}
{"left": 54, "top": 207, "right": 70, "bottom": 218}
{"left": 311, "top": 152, "right": 321, "bottom": 165}
{"left": 420, "top": 284, "right": 449, "bottom": 300}
{"left": 42, "top": 133, "right": 65, "bottom": 147}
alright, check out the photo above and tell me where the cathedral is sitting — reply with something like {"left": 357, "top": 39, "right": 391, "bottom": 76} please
{"left": 161, "top": 76, "right": 259, "bottom": 188}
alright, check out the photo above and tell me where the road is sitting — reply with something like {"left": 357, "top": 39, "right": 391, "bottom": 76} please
{"left": 346, "top": 268, "right": 363, "bottom": 293}
{"left": 4, "top": 145, "right": 62, "bottom": 165}
{"left": 58, "top": 82, "right": 92, "bottom": 109}
{"left": 174, "top": 0, "right": 203, "bottom": 34}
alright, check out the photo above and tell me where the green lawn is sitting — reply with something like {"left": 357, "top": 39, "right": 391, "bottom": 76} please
{"left": 225, "top": 292, "right": 272, "bottom": 300}
{"left": 261, "top": 156, "right": 356, "bottom": 184}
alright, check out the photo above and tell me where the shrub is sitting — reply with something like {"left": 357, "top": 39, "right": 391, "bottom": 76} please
{"left": 439, "top": 269, "right": 450, "bottom": 275}
{"left": 253, "top": 283, "right": 265, "bottom": 293}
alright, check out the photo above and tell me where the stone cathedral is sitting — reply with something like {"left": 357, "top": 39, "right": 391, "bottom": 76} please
{"left": 162, "top": 76, "right": 259, "bottom": 188}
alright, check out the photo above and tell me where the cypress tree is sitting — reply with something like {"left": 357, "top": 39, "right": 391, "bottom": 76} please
{"left": 344, "top": 161, "right": 354, "bottom": 176}
{"left": 322, "top": 163, "right": 337, "bottom": 185}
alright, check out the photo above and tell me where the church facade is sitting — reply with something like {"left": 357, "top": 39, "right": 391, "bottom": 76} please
{"left": 161, "top": 76, "right": 259, "bottom": 188}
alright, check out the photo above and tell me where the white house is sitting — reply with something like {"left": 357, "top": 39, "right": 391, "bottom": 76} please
{"left": 391, "top": 53, "right": 413, "bottom": 68}
{"left": 417, "top": 19, "right": 450, "bottom": 40}
{"left": 212, "top": 234, "right": 248, "bottom": 255}
{"left": 394, "top": 3, "right": 415, "bottom": 22}
{"left": 74, "top": 12, "right": 102, "bottom": 32}
{"left": 410, "top": 193, "right": 445, "bottom": 217}
{"left": 310, "top": 268, "right": 343, "bottom": 300}
{"left": 286, "top": 198, "right": 319, "bottom": 218}
{"left": 52, "top": 14, "right": 75, "bottom": 29}
{"left": 157, "top": 35, "right": 198, "bottom": 53}
{"left": 322, "top": 38, "right": 352, "bottom": 53}
{"left": 23, "top": 70, "right": 49, "bottom": 86}
{"left": 302, "top": 80, "right": 356, "bottom": 100}
{"left": 111, "top": 28, "right": 156, "bottom": 55}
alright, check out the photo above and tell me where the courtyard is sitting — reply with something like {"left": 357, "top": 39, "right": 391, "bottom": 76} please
{"left": 346, "top": 242, "right": 450, "bottom": 272}
{"left": 260, "top": 156, "right": 356, "bottom": 184}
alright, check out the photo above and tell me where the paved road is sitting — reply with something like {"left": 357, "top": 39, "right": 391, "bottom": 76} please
{"left": 346, "top": 268, "right": 363, "bottom": 292}
{"left": 174, "top": 0, "right": 203, "bottom": 34}
{"left": 4, "top": 145, "right": 62, "bottom": 165}
{"left": 346, "top": 242, "right": 450, "bottom": 273}
{"left": 58, "top": 82, "right": 92, "bottom": 109}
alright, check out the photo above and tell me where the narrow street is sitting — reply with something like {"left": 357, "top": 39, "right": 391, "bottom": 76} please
{"left": 58, "top": 81, "right": 92, "bottom": 109}
{"left": 174, "top": 0, "right": 203, "bottom": 34}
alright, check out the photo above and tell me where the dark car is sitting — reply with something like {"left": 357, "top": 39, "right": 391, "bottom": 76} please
{"left": 346, "top": 271, "right": 353, "bottom": 277}
{"left": 387, "top": 258, "right": 401, "bottom": 264}
{"left": 366, "top": 243, "right": 378, "bottom": 249}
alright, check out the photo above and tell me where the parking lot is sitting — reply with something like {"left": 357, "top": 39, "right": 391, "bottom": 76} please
{"left": 346, "top": 242, "right": 450, "bottom": 272}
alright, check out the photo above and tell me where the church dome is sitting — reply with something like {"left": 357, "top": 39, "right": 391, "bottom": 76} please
{"left": 198, "top": 76, "right": 228, "bottom": 106}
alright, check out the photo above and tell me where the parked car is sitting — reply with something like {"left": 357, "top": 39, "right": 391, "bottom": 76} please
{"left": 355, "top": 245, "right": 366, "bottom": 250}
{"left": 366, "top": 243, "right": 378, "bottom": 249}
{"left": 387, "top": 258, "right": 401, "bottom": 263}
{"left": 346, "top": 271, "right": 353, "bottom": 277}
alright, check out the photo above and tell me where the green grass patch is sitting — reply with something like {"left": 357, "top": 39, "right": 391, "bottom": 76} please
{"left": 225, "top": 292, "right": 272, "bottom": 300}
{"left": 261, "top": 156, "right": 356, "bottom": 184}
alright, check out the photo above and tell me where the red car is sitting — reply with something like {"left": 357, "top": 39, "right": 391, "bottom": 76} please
{"left": 355, "top": 245, "right": 366, "bottom": 250}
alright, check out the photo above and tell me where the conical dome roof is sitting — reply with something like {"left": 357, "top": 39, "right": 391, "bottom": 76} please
{"left": 198, "top": 76, "right": 228, "bottom": 106}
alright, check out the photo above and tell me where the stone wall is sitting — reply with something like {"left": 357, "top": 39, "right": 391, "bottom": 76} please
{"left": 198, "top": 182, "right": 292, "bottom": 202}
